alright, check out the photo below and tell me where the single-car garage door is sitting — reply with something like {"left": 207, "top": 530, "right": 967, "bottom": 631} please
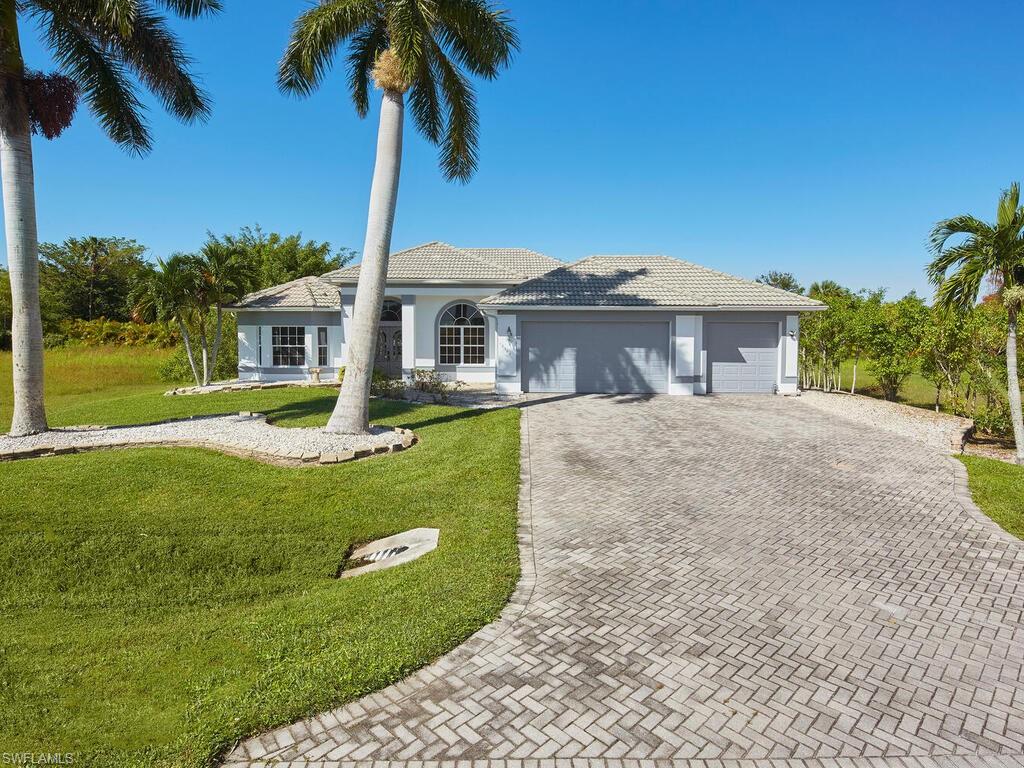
{"left": 707, "top": 321, "right": 778, "bottom": 394}
{"left": 523, "top": 321, "right": 669, "bottom": 394}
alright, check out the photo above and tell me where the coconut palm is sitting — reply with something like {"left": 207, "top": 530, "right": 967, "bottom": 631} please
{"left": 2, "top": 0, "right": 220, "bottom": 435}
{"left": 928, "top": 182, "right": 1024, "bottom": 464}
{"left": 279, "top": 0, "right": 518, "bottom": 434}
{"left": 131, "top": 255, "right": 204, "bottom": 385}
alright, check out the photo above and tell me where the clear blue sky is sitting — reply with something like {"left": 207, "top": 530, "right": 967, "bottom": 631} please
{"left": 6, "top": 0, "right": 1023, "bottom": 298}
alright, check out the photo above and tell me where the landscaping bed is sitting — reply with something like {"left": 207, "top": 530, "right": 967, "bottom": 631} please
{"left": 0, "top": 390, "right": 520, "bottom": 768}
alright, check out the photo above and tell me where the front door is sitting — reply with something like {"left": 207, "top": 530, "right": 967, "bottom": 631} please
{"left": 375, "top": 323, "right": 402, "bottom": 378}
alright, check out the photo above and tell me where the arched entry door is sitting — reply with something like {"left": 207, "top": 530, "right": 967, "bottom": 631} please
{"left": 375, "top": 299, "right": 403, "bottom": 378}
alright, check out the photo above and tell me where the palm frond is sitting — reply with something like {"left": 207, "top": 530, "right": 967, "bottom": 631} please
{"left": 100, "top": 3, "right": 212, "bottom": 123}
{"left": 30, "top": 4, "right": 151, "bottom": 152}
{"left": 926, "top": 242, "right": 989, "bottom": 287}
{"left": 928, "top": 214, "right": 993, "bottom": 254}
{"left": 997, "top": 182, "right": 1021, "bottom": 230}
{"left": 933, "top": 256, "right": 989, "bottom": 312}
{"left": 345, "top": 24, "right": 387, "bottom": 116}
{"left": 154, "top": 0, "right": 222, "bottom": 17}
{"left": 434, "top": 0, "right": 518, "bottom": 79}
{"left": 433, "top": 45, "right": 478, "bottom": 182}
{"left": 385, "top": 0, "right": 428, "bottom": 85}
{"left": 408, "top": 50, "right": 442, "bottom": 142}
{"left": 278, "top": 0, "right": 378, "bottom": 96}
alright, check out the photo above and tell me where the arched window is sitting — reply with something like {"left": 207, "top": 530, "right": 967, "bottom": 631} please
{"left": 438, "top": 303, "right": 485, "bottom": 365}
{"left": 380, "top": 299, "right": 402, "bottom": 322}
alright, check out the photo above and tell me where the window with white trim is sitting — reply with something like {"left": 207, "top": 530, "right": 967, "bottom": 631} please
{"left": 438, "top": 303, "right": 485, "bottom": 365}
{"left": 317, "top": 327, "right": 328, "bottom": 366}
{"left": 257, "top": 327, "right": 262, "bottom": 366}
{"left": 272, "top": 326, "right": 305, "bottom": 366}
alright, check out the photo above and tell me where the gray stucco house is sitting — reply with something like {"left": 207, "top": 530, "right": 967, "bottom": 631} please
{"left": 228, "top": 241, "right": 824, "bottom": 395}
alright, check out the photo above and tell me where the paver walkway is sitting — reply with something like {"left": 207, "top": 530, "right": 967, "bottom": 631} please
{"left": 227, "top": 395, "right": 1024, "bottom": 768}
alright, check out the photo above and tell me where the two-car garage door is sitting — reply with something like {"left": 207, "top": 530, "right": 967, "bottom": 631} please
{"left": 523, "top": 321, "right": 669, "bottom": 394}
{"left": 522, "top": 318, "right": 780, "bottom": 394}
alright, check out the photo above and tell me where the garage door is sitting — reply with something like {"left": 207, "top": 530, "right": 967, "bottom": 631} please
{"left": 523, "top": 321, "right": 669, "bottom": 394}
{"left": 707, "top": 322, "right": 778, "bottom": 393}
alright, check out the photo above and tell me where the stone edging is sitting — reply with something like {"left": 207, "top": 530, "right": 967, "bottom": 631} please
{"left": 222, "top": 406, "right": 539, "bottom": 765}
{"left": 0, "top": 413, "right": 419, "bottom": 469}
{"left": 165, "top": 381, "right": 341, "bottom": 396}
{"left": 948, "top": 454, "right": 1024, "bottom": 548}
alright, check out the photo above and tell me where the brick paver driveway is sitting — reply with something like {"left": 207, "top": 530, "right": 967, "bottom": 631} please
{"left": 229, "top": 395, "right": 1024, "bottom": 768}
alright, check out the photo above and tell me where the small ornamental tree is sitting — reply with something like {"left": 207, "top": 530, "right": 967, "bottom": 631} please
{"left": 920, "top": 305, "right": 975, "bottom": 413}
{"left": 865, "top": 292, "right": 930, "bottom": 401}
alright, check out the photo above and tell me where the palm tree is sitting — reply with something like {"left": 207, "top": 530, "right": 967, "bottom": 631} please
{"left": 131, "top": 255, "right": 204, "bottom": 386}
{"left": 193, "top": 239, "right": 252, "bottom": 385}
{"left": 928, "top": 182, "right": 1024, "bottom": 465}
{"left": 2, "top": 0, "right": 220, "bottom": 436}
{"left": 279, "top": 0, "right": 518, "bottom": 434}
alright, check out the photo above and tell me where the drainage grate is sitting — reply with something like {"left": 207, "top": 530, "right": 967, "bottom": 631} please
{"left": 365, "top": 545, "right": 409, "bottom": 562}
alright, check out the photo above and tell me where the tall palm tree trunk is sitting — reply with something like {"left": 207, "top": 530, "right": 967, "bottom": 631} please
{"left": 1006, "top": 310, "right": 1024, "bottom": 465}
{"left": 1, "top": 5, "right": 47, "bottom": 436}
{"left": 327, "top": 89, "right": 404, "bottom": 434}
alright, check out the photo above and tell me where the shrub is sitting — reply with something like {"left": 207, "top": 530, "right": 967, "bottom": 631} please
{"left": 0, "top": 330, "right": 11, "bottom": 351}
{"left": 411, "top": 368, "right": 465, "bottom": 403}
{"left": 974, "top": 403, "right": 1013, "bottom": 437}
{"left": 370, "top": 369, "right": 406, "bottom": 399}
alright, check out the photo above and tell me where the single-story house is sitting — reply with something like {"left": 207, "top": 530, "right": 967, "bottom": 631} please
{"left": 228, "top": 241, "right": 825, "bottom": 395}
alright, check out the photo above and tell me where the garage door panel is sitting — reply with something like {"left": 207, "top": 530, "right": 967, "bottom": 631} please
{"left": 707, "top": 322, "right": 779, "bottom": 394}
{"left": 524, "top": 322, "right": 668, "bottom": 394}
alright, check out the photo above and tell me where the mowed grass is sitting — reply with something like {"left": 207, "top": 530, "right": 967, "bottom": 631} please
{"left": 0, "top": 346, "right": 173, "bottom": 430}
{"left": 0, "top": 351, "right": 521, "bottom": 767}
{"left": 958, "top": 455, "right": 1024, "bottom": 539}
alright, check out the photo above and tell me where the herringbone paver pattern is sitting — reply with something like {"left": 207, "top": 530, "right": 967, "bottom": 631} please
{"left": 226, "top": 395, "right": 1024, "bottom": 767}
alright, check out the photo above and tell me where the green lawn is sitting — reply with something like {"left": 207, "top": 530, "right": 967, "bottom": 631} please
{"left": 0, "top": 353, "right": 521, "bottom": 767}
{"left": 958, "top": 455, "right": 1024, "bottom": 539}
{"left": 0, "top": 346, "right": 174, "bottom": 430}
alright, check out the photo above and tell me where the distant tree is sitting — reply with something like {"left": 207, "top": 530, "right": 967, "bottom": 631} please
{"left": 192, "top": 240, "right": 253, "bottom": 385}
{"left": 38, "top": 236, "right": 147, "bottom": 325}
{"left": 928, "top": 182, "right": 1024, "bottom": 464}
{"left": 807, "top": 279, "right": 847, "bottom": 298}
{"left": 848, "top": 290, "right": 883, "bottom": 395}
{"left": 920, "top": 305, "right": 975, "bottom": 412}
{"left": 756, "top": 270, "right": 803, "bottom": 294}
{"left": 865, "top": 292, "right": 930, "bottom": 401}
{"left": 801, "top": 282, "right": 855, "bottom": 391}
{"left": 131, "top": 256, "right": 204, "bottom": 386}
{"left": 213, "top": 226, "right": 354, "bottom": 289}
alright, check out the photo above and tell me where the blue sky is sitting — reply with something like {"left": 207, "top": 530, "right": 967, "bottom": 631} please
{"left": 6, "top": 0, "right": 1023, "bottom": 298}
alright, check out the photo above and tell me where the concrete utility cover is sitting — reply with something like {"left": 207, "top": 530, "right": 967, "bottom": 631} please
{"left": 341, "top": 528, "right": 439, "bottom": 579}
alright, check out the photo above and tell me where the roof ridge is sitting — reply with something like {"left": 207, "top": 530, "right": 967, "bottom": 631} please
{"left": 447, "top": 243, "right": 525, "bottom": 279}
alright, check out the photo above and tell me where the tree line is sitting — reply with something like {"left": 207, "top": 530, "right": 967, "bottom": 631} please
{"left": 0, "top": 226, "right": 353, "bottom": 386}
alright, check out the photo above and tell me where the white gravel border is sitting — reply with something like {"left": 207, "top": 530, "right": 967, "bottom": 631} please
{"left": 798, "top": 390, "right": 972, "bottom": 453}
{"left": 0, "top": 413, "right": 417, "bottom": 466}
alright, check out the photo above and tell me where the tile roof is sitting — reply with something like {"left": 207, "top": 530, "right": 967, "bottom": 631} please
{"left": 321, "top": 241, "right": 561, "bottom": 283}
{"left": 228, "top": 276, "right": 341, "bottom": 309}
{"left": 479, "top": 255, "right": 825, "bottom": 309}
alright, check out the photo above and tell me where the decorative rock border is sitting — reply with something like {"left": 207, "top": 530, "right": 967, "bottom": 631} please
{"left": 0, "top": 413, "right": 418, "bottom": 468}
{"left": 165, "top": 380, "right": 341, "bottom": 396}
